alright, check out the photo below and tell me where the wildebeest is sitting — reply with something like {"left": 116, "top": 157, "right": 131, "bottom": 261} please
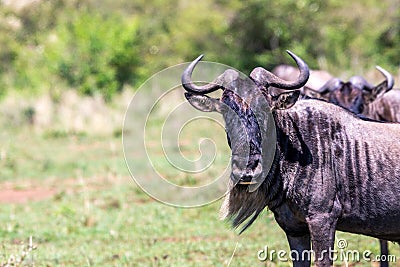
{"left": 302, "top": 67, "right": 396, "bottom": 120}
{"left": 182, "top": 52, "right": 400, "bottom": 267}
{"left": 365, "top": 89, "right": 400, "bottom": 122}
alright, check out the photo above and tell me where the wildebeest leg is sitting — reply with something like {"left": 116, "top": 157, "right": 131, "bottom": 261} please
{"left": 286, "top": 234, "right": 311, "bottom": 267}
{"left": 307, "top": 214, "right": 338, "bottom": 267}
{"left": 379, "top": 239, "right": 389, "bottom": 267}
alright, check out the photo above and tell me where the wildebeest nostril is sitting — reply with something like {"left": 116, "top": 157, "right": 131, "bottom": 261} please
{"left": 239, "top": 175, "right": 253, "bottom": 183}
{"left": 231, "top": 156, "right": 248, "bottom": 169}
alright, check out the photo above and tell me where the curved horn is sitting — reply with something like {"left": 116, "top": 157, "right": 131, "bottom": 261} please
{"left": 181, "top": 55, "right": 222, "bottom": 94}
{"left": 250, "top": 50, "right": 310, "bottom": 90}
{"left": 376, "top": 66, "right": 394, "bottom": 91}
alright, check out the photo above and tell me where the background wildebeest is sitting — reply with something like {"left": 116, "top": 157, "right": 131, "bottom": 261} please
{"left": 341, "top": 73, "right": 399, "bottom": 122}
{"left": 365, "top": 89, "right": 400, "bottom": 122}
{"left": 301, "top": 67, "right": 396, "bottom": 121}
{"left": 182, "top": 52, "right": 400, "bottom": 267}
{"left": 273, "top": 65, "right": 398, "bottom": 123}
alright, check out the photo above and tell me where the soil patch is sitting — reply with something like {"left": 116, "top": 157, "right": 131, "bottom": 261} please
{"left": 0, "top": 188, "right": 56, "bottom": 204}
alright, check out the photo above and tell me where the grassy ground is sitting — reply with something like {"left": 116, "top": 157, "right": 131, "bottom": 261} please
{"left": 0, "top": 117, "right": 399, "bottom": 266}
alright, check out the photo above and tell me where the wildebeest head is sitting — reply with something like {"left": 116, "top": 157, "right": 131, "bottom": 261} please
{"left": 303, "top": 67, "right": 394, "bottom": 114}
{"left": 182, "top": 51, "right": 309, "bottom": 231}
{"left": 182, "top": 51, "right": 308, "bottom": 187}
{"left": 328, "top": 80, "right": 366, "bottom": 114}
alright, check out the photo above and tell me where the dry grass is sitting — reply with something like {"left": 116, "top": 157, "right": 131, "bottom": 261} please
{"left": 0, "top": 89, "right": 133, "bottom": 135}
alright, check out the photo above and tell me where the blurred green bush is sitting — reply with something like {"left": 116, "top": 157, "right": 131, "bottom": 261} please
{"left": 44, "top": 12, "right": 140, "bottom": 101}
{"left": 0, "top": 0, "right": 398, "bottom": 100}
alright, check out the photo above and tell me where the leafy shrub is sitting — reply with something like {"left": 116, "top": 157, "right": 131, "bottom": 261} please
{"left": 0, "top": 0, "right": 399, "bottom": 100}
{"left": 374, "top": 15, "right": 400, "bottom": 68}
{"left": 228, "top": 0, "right": 326, "bottom": 72}
{"left": 44, "top": 11, "right": 141, "bottom": 101}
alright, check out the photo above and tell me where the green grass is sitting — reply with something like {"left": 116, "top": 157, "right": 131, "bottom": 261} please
{"left": 0, "top": 124, "right": 399, "bottom": 266}
{"left": 0, "top": 128, "right": 125, "bottom": 182}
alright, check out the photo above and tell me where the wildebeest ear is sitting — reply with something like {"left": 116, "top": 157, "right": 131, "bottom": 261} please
{"left": 363, "top": 81, "right": 389, "bottom": 104}
{"left": 271, "top": 90, "right": 300, "bottom": 110}
{"left": 302, "top": 83, "right": 334, "bottom": 100}
{"left": 184, "top": 92, "right": 223, "bottom": 113}
{"left": 302, "top": 86, "right": 323, "bottom": 99}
